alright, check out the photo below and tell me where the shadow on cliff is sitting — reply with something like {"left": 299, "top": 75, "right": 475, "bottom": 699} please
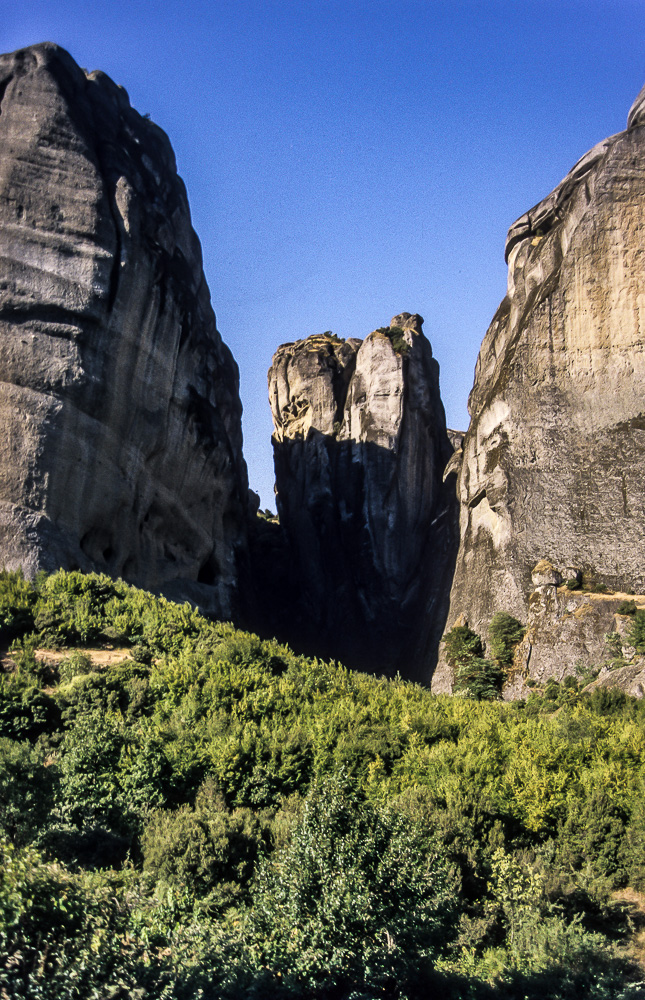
{"left": 246, "top": 434, "right": 460, "bottom": 685}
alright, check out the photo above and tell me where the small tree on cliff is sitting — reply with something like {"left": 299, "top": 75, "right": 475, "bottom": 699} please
{"left": 488, "top": 612, "right": 525, "bottom": 667}
{"left": 442, "top": 625, "right": 503, "bottom": 700}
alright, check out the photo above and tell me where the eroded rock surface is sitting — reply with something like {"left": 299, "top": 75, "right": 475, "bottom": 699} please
{"left": 438, "top": 83, "right": 645, "bottom": 689}
{"left": 267, "top": 314, "right": 458, "bottom": 678}
{"left": 0, "top": 43, "right": 248, "bottom": 615}
{"left": 504, "top": 577, "right": 645, "bottom": 699}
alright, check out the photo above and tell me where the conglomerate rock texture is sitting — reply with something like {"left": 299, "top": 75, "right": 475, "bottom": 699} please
{"left": 433, "top": 82, "right": 645, "bottom": 693}
{"left": 0, "top": 43, "right": 248, "bottom": 615}
{"left": 267, "top": 314, "right": 458, "bottom": 678}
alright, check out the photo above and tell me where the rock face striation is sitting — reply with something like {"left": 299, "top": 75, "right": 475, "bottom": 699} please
{"left": 434, "top": 83, "right": 645, "bottom": 692}
{"left": 267, "top": 314, "right": 458, "bottom": 677}
{"left": 0, "top": 43, "right": 248, "bottom": 615}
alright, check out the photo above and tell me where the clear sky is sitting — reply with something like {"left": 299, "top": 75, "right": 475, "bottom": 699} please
{"left": 3, "top": 1, "right": 645, "bottom": 509}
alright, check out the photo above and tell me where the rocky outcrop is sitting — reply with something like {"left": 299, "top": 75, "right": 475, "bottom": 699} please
{"left": 0, "top": 43, "right": 248, "bottom": 615}
{"left": 502, "top": 565, "right": 645, "bottom": 698}
{"left": 268, "top": 314, "right": 458, "bottom": 677}
{"left": 437, "top": 82, "right": 645, "bottom": 690}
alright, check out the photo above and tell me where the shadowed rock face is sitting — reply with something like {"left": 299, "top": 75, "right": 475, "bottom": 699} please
{"left": 434, "top": 82, "right": 645, "bottom": 691}
{"left": 0, "top": 43, "right": 248, "bottom": 615}
{"left": 267, "top": 314, "right": 458, "bottom": 678}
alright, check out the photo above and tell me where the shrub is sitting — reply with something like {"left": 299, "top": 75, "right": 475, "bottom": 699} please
{"left": 0, "top": 570, "right": 36, "bottom": 641}
{"left": 57, "top": 651, "right": 94, "bottom": 683}
{"left": 628, "top": 610, "right": 645, "bottom": 653}
{"left": 388, "top": 325, "right": 409, "bottom": 353}
{"left": 604, "top": 631, "right": 623, "bottom": 659}
{"left": 245, "top": 773, "right": 457, "bottom": 995}
{"left": 142, "top": 778, "right": 268, "bottom": 909}
{"left": 442, "top": 625, "right": 483, "bottom": 667}
{"left": 488, "top": 612, "right": 525, "bottom": 667}
{"left": 616, "top": 600, "right": 637, "bottom": 615}
{"left": 566, "top": 578, "right": 581, "bottom": 590}
{"left": 454, "top": 656, "right": 504, "bottom": 701}
{"left": 376, "top": 325, "right": 409, "bottom": 354}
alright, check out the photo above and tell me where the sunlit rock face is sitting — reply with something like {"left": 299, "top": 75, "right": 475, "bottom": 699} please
{"left": 434, "top": 83, "right": 645, "bottom": 691}
{"left": 0, "top": 43, "right": 248, "bottom": 615}
{"left": 268, "top": 314, "right": 458, "bottom": 678}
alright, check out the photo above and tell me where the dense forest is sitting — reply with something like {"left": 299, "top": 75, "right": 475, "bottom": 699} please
{"left": 1, "top": 570, "right": 645, "bottom": 998}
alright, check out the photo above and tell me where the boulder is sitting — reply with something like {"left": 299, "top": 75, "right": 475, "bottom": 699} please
{"left": 0, "top": 43, "right": 248, "bottom": 615}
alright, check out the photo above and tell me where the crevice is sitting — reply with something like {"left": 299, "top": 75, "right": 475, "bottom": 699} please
{"left": 468, "top": 489, "right": 487, "bottom": 510}
{"left": 0, "top": 302, "right": 99, "bottom": 337}
{"left": 89, "top": 131, "right": 123, "bottom": 314}
{"left": 0, "top": 75, "right": 13, "bottom": 115}
{"left": 197, "top": 551, "right": 219, "bottom": 585}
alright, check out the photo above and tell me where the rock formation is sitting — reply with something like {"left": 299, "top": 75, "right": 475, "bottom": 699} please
{"left": 434, "top": 82, "right": 645, "bottom": 693}
{"left": 502, "top": 564, "right": 645, "bottom": 700}
{"left": 0, "top": 43, "right": 248, "bottom": 616}
{"left": 267, "top": 314, "right": 458, "bottom": 677}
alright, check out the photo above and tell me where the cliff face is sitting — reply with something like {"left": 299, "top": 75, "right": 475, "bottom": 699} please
{"left": 268, "top": 314, "right": 458, "bottom": 677}
{"left": 435, "top": 84, "right": 645, "bottom": 691}
{"left": 0, "top": 43, "right": 248, "bottom": 615}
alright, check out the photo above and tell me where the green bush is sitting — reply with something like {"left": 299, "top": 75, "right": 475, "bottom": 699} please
{"left": 245, "top": 773, "right": 457, "bottom": 995}
{"left": 376, "top": 325, "right": 409, "bottom": 354}
{"left": 565, "top": 578, "right": 581, "bottom": 590}
{"left": 57, "top": 651, "right": 95, "bottom": 683}
{"left": 488, "top": 612, "right": 525, "bottom": 667}
{"left": 443, "top": 625, "right": 484, "bottom": 667}
{"left": 454, "top": 656, "right": 504, "bottom": 701}
{"left": 616, "top": 600, "right": 637, "bottom": 615}
{"left": 0, "top": 570, "right": 36, "bottom": 641}
{"left": 142, "top": 778, "right": 268, "bottom": 909}
{"left": 628, "top": 610, "right": 645, "bottom": 653}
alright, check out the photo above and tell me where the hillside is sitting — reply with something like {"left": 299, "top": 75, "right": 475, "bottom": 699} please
{"left": 1, "top": 569, "right": 645, "bottom": 998}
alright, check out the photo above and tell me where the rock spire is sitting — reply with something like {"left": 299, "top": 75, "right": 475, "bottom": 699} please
{"left": 267, "top": 314, "right": 458, "bottom": 677}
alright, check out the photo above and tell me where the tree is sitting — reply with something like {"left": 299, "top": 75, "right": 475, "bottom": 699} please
{"left": 488, "top": 613, "right": 525, "bottom": 667}
{"left": 245, "top": 773, "right": 457, "bottom": 997}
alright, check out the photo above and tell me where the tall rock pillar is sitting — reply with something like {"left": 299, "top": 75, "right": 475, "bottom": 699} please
{"left": 268, "top": 314, "right": 458, "bottom": 678}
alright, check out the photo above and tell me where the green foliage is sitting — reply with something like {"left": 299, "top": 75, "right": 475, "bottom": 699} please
{"left": 616, "top": 600, "right": 638, "bottom": 615}
{"left": 443, "top": 625, "right": 484, "bottom": 667}
{"left": 54, "top": 711, "right": 127, "bottom": 831}
{"left": 628, "top": 610, "right": 645, "bottom": 653}
{"left": 376, "top": 324, "right": 409, "bottom": 354}
{"left": 142, "top": 778, "right": 269, "bottom": 910}
{"left": 455, "top": 656, "right": 504, "bottom": 701}
{"left": 488, "top": 613, "right": 525, "bottom": 667}
{"left": 57, "top": 650, "right": 95, "bottom": 683}
{"left": 245, "top": 773, "right": 457, "bottom": 995}
{"left": 0, "top": 569, "right": 36, "bottom": 641}
{"left": 0, "top": 569, "right": 643, "bottom": 997}
{"left": 0, "top": 739, "right": 56, "bottom": 846}
{"left": 31, "top": 569, "right": 214, "bottom": 654}
{"left": 444, "top": 625, "right": 503, "bottom": 699}
{"left": 0, "top": 673, "right": 60, "bottom": 740}
{"left": 605, "top": 630, "right": 624, "bottom": 660}
{"left": 566, "top": 577, "right": 581, "bottom": 590}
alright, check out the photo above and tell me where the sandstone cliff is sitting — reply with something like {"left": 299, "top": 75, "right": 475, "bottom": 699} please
{"left": 267, "top": 314, "right": 458, "bottom": 677}
{"left": 0, "top": 43, "right": 248, "bottom": 616}
{"left": 435, "top": 82, "right": 645, "bottom": 692}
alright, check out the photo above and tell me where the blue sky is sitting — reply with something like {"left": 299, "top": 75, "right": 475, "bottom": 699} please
{"left": 3, "top": 1, "right": 645, "bottom": 509}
